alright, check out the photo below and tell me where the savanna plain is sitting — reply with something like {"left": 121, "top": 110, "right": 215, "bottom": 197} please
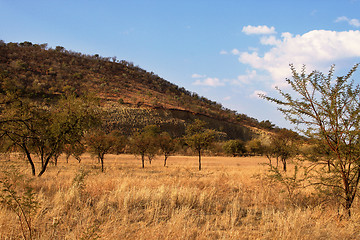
{"left": 1, "top": 154, "right": 360, "bottom": 240}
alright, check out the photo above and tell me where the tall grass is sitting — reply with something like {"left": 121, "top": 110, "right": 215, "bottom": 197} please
{"left": 0, "top": 154, "right": 359, "bottom": 239}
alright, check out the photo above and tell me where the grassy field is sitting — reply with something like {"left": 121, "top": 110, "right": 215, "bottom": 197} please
{"left": 1, "top": 154, "right": 360, "bottom": 239}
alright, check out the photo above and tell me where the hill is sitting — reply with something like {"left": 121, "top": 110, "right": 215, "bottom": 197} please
{"left": 0, "top": 41, "right": 276, "bottom": 139}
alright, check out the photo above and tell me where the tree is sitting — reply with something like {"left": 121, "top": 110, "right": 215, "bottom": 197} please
{"left": 223, "top": 139, "right": 246, "bottom": 157}
{"left": 86, "top": 130, "right": 117, "bottom": 172}
{"left": 130, "top": 125, "right": 160, "bottom": 168}
{"left": 264, "top": 129, "right": 298, "bottom": 172}
{"left": 109, "top": 130, "right": 127, "bottom": 155}
{"left": 63, "top": 141, "right": 86, "bottom": 163}
{"left": 158, "top": 132, "right": 177, "bottom": 166}
{"left": 246, "top": 139, "right": 264, "bottom": 156}
{"left": 0, "top": 93, "right": 100, "bottom": 176}
{"left": 259, "top": 120, "right": 275, "bottom": 130}
{"left": 263, "top": 64, "right": 360, "bottom": 216}
{"left": 185, "top": 120, "right": 217, "bottom": 170}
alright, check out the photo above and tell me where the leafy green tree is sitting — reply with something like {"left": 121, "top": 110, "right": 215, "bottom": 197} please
{"left": 263, "top": 64, "right": 360, "bottom": 216}
{"left": 185, "top": 119, "right": 217, "bottom": 170}
{"left": 223, "top": 139, "right": 246, "bottom": 157}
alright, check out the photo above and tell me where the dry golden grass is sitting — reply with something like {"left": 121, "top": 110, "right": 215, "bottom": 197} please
{"left": 0, "top": 154, "right": 360, "bottom": 239}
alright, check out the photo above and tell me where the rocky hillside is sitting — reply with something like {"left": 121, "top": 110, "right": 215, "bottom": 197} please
{"left": 0, "top": 41, "right": 276, "bottom": 140}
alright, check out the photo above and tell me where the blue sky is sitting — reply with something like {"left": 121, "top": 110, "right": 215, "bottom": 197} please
{"left": 1, "top": 0, "right": 360, "bottom": 128}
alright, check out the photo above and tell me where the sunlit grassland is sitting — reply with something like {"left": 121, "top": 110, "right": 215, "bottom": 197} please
{"left": 0, "top": 154, "right": 360, "bottom": 239}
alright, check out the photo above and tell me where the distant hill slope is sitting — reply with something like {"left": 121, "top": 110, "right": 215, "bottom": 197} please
{"left": 0, "top": 41, "right": 276, "bottom": 140}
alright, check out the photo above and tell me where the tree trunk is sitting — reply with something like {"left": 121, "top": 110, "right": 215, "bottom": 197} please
{"left": 198, "top": 150, "right": 202, "bottom": 171}
{"left": 282, "top": 158, "right": 287, "bottom": 172}
{"left": 164, "top": 155, "right": 168, "bottom": 167}
{"left": 266, "top": 154, "right": 272, "bottom": 166}
{"left": 141, "top": 154, "right": 145, "bottom": 168}
{"left": 38, "top": 155, "right": 52, "bottom": 176}
{"left": 101, "top": 158, "right": 104, "bottom": 172}
{"left": 23, "top": 146, "right": 36, "bottom": 176}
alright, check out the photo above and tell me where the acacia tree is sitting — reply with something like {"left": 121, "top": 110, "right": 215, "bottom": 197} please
{"left": 86, "top": 130, "right": 118, "bottom": 172}
{"left": 263, "top": 64, "right": 360, "bottom": 216}
{"left": 63, "top": 141, "right": 86, "bottom": 163}
{"left": 264, "top": 129, "right": 298, "bottom": 171}
{"left": 158, "top": 132, "right": 177, "bottom": 167}
{"left": 130, "top": 125, "right": 160, "bottom": 168}
{"left": 185, "top": 119, "right": 217, "bottom": 171}
{"left": 0, "top": 94, "right": 100, "bottom": 176}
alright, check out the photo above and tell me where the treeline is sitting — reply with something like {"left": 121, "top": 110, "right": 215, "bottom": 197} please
{"left": 0, "top": 83, "right": 298, "bottom": 176}
{"left": 0, "top": 40, "right": 278, "bottom": 131}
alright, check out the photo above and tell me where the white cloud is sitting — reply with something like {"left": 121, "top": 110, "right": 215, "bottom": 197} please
{"left": 239, "top": 30, "right": 360, "bottom": 87}
{"left": 336, "top": 16, "right": 360, "bottom": 27}
{"left": 191, "top": 73, "right": 206, "bottom": 78}
{"left": 220, "top": 50, "right": 228, "bottom": 55}
{"left": 242, "top": 25, "right": 276, "bottom": 35}
{"left": 250, "top": 90, "right": 267, "bottom": 99}
{"left": 233, "top": 69, "right": 257, "bottom": 85}
{"left": 231, "top": 48, "right": 240, "bottom": 55}
{"left": 260, "top": 35, "right": 281, "bottom": 46}
{"left": 193, "top": 77, "right": 225, "bottom": 87}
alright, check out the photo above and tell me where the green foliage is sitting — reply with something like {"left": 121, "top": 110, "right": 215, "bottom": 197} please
{"left": 223, "top": 139, "right": 246, "bottom": 157}
{"left": 0, "top": 93, "right": 101, "bottom": 176}
{"left": 246, "top": 139, "right": 264, "bottom": 156}
{"left": 263, "top": 64, "right": 360, "bottom": 216}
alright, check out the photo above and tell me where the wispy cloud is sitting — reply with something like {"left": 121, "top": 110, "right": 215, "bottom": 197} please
{"left": 233, "top": 70, "right": 257, "bottom": 85}
{"left": 193, "top": 77, "right": 225, "bottom": 87}
{"left": 242, "top": 25, "right": 276, "bottom": 35}
{"left": 223, "top": 96, "right": 231, "bottom": 101}
{"left": 335, "top": 16, "right": 360, "bottom": 27}
{"left": 191, "top": 73, "right": 206, "bottom": 78}
{"left": 231, "top": 49, "right": 240, "bottom": 55}
{"left": 219, "top": 50, "right": 228, "bottom": 55}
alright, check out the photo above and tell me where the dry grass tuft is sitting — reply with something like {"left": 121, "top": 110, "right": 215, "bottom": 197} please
{"left": 0, "top": 154, "right": 359, "bottom": 239}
